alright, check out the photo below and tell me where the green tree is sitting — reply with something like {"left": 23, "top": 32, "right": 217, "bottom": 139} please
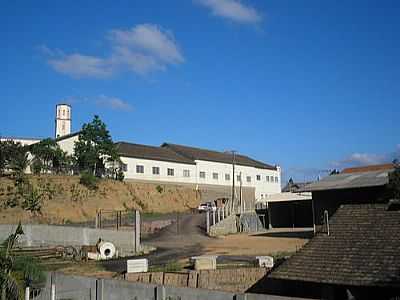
{"left": 0, "top": 140, "right": 29, "bottom": 176}
{"left": 30, "top": 138, "right": 71, "bottom": 174}
{"left": 74, "top": 115, "right": 118, "bottom": 177}
{"left": 0, "top": 223, "right": 45, "bottom": 300}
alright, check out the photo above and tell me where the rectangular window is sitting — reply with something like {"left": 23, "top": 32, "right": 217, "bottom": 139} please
{"left": 152, "top": 167, "right": 160, "bottom": 175}
{"left": 121, "top": 163, "right": 128, "bottom": 172}
{"left": 237, "top": 175, "right": 241, "bottom": 182}
{"left": 199, "top": 171, "right": 206, "bottom": 179}
{"left": 136, "top": 165, "right": 144, "bottom": 173}
{"left": 213, "top": 172, "right": 218, "bottom": 180}
{"left": 246, "top": 176, "right": 251, "bottom": 183}
{"left": 266, "top": 176, "right": 270, "bottom": 182}
{"left": 270, "top": 176, "right": 274, "bottom": 182}
{"left": 225, "top": 174, "right": 230, "bottom": 181}
{"left": 256, "top": 175, "right": 261, "bottom": 181}
{"left": 167, "top": 168, "right": 174, "bottom": 176}
{"left": 183, "top": 169, "right": 190, "bottom": 177}
{"left": 275, "top": 176, "right": 279, "bottom": 183}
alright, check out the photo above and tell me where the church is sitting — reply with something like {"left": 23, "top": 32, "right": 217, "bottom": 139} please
{"left": 2, "top": 104, "right": 282, "bottom": 202}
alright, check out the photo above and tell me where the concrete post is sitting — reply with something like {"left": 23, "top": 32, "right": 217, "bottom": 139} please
{"left": 96, "top": 279, "right": 104, "bottom": 300}
{"left": 267, "top": 202, "right": 272, "bottom": 230}
{"left": 222, "top": 208, "right": 225, "bottom": 220}
{"left": 206, "top": 211, "right": 210, "bottom": 233}
{"left": 51, "top": 284, "right": 56, "bottom": 300}
{"left": 212, "top": 211, "right": 216, "bottom": 226}
{"left": 95, "top": 212, "right": 99, "bottom": 229}
{"left": 25, "top": 287, "right": 29, "bottom": 300}
{"left": 135, "top": 210, "right": 141, "bottom": 253}
{"left": 235, "top": 294, "right": 247, "bottom": 300}
{"left": 155, "top": 285, "right": 166, "bottom": 300}
{"left": 217, "top": 208, "right": 221, "bottom": 222}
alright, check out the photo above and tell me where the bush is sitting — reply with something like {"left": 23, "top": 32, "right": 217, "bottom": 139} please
{"left": 79, "top": 171, "right": 98, "bottom": 190}
{"left": 156, "top": 185, "right": 163, "bottom": 193}
{"left": 116, "top": 169, "right": 125, "bottom": 181}
{"left": 21, "top": 187, "right": 42, "bottom": 214}
{"left": 31, "top": 158, "right": 43, "bottom": 175}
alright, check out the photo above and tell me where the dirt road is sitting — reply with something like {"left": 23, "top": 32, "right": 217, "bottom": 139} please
{"left": 102, "top": 213, "right": 310, "bottom": 273}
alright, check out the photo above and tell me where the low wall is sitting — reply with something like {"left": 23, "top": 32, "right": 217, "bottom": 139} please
{"left": 209, "top": 214, "right": 238, "bottom": 236}
{"left": 126, "top": 267, "right": 270, "bottom": 293}
{"left": 35, "top": 272, "right": 314, "bottom": 300}
{"left": 0, "top": 224, "right": 138, "bottom": 255}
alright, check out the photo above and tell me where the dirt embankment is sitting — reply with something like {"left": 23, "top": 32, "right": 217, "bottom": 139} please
{"left": 0, "top": 175, "right": 200, "bottom": 224}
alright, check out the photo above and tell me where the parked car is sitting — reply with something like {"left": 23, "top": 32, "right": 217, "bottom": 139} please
{"left": 197, "top": 201, "right": 217, "bottom": 213}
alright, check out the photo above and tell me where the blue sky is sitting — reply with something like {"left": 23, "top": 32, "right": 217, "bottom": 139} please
{"left": 1, "top": 0, "right": 399, "bottom": 182}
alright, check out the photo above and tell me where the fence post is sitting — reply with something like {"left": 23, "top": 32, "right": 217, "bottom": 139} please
{"left": 222, "top": 207, "right": 225, "bottom": 220}
{"left": 135, "top": 210, "right": 141, "bottom": 253}
{"left": 155, "top": 285, "right": 166, "bottom": 300}
{"left": 206, "top": 211, "right": 210, "bottom": 233}
{"left": 96, "top": 279, "right": 104, "bottom": 300}
{"left": 217, "top": 208, "right": 221, "bottom": 222}
{"left": 25, "top": 287, "right": 29, "bottom": 300}
{"left": 51, "top": 283, "right": 56, "bottom": 300}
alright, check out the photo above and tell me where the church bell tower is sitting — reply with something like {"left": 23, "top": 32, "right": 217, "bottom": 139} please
{"left": 55, "top": 104, "right": 71, "bottom": 138}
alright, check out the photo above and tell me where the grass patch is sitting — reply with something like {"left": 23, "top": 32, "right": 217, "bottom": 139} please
{"left": 149, "top": 261, "right": 183, "bottom": 272}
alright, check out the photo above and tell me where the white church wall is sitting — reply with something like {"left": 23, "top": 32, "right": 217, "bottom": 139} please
{"left": 57, "top": 134, "right": 79, "bottom": 156}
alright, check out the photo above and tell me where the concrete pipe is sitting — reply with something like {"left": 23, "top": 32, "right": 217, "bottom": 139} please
{"left": 98, "top": 241, "right": 116, "bottom": 259}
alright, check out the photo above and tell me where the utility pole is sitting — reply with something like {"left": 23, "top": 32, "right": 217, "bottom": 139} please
{"left": 229, "top": 151, "right": 237, "bottom": 213}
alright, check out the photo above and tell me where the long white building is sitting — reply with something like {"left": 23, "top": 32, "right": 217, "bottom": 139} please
{"left": 3, "top": 104, "right": 282, "bottom": 201}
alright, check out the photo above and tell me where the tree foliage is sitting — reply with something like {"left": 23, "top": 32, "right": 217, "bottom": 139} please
{"left": 0, "top": 223, "right": 45, "bottom": 300}
{"left": 0, "top": 140, "right": 29, "bottom": 177}
{"left": 74, "top": 115, "right": 119, "bottom": 177}
{"left": 30, "top": 138, "right": 72, "bottom": 174}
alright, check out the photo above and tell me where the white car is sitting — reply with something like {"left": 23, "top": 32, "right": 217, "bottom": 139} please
{"left": 197, "top": 202, "right": 217, "bottom": 213}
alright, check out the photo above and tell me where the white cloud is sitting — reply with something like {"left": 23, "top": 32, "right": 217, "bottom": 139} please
{"left": 196, "top": 0, "right": 262, "bottom": 24}
{"left": 49, "top": 54, "right": 114, "bottom": 78}
{"left": 43, "top": 23, "right": 184, "bottom": 78}
{"left": 331, "top": 145, "right": 400, "bottom": 169}
{"left": 95, "top": 95, "right": 133, "bottom": 111}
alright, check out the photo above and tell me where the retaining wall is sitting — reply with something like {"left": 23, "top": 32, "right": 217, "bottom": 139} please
{"left": 209, "top": 214, "right": 238, "bottom": 236}
{"left": 126, "top": 267, "right": 270, "bottom": 293}
{"left": 0, "top": 224, "right": 138, "bottom": 255}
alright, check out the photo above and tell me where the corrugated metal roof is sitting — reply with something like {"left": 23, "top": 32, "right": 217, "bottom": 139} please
{"left": 301, "top": 169, "right": 393, "bottom": 192}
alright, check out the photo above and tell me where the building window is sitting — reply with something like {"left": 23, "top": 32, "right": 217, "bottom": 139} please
{"left": 121, "top": 163, "right": 128, "bottom": 172}
{"left": 213, "top": 173, "right": 218, "bottom": 180}
{"left": 136, "top": 165, "right": 144, "bottom": 173}
{"left": 261, "top": 194, "right": 264, "bottom": 199}
{"left": 270, "top": 176, "right": 274, "bottom": 182}
{"left": 246, "top": 176, "right": 251, "bottom": 183}
{"left": 152, "top": 167, "right": 160, "bottom": 175}
{"left": 183, "top": 169, "right": 190, "bottom": 177}
{"left": 63, "top": 110, "right": 65, "bottom": 116}
{"left": 225, "top": 174, "right": 230, "bottom": 181}
{"left": 199, "top": 171, "right": 206, "bottom": 179}
{"left": 275, "top": 176, "right": 279, "bottom": 183}
{"left": 237, "top": 175, "right": 241, "bottom": 182}
{"left": 167, "top": 168, "right": 174, "bottom": 176}
{"left": 266, "top": 176, "right": 270, "bottom": 182}
{"left": 256, "top": 175, "right": 261, "bottom": 181}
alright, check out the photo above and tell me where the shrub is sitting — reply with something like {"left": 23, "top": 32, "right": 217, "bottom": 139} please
{"left": 156, "top": 185, "right": 163, "bottom": 194}
{"left": 79, "top": 171, "right": 98, "bottom": 190}
{"left": 21, "top": 187, "right": 42, "bottom": 214}
{"left": 116, "top": 169, "right": 125, "bottom": 181}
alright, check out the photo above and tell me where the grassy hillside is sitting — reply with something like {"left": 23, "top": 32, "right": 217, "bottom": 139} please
{"left": 0, "top": 175, "right": 199, "bottom": 224}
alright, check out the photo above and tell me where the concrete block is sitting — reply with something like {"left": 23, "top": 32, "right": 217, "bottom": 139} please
{"left": 255, "top": 256, "right": 274, "bottom": 268}
{"left": 127, "top": 258, "right": 148, "bottom": 273}
{"left": 191, "top": 255, "right": 217, "bottom": 270}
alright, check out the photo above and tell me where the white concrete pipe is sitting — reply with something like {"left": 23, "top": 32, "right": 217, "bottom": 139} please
{"left": 98, "top": 241, "right": 116, "bottom": 259}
